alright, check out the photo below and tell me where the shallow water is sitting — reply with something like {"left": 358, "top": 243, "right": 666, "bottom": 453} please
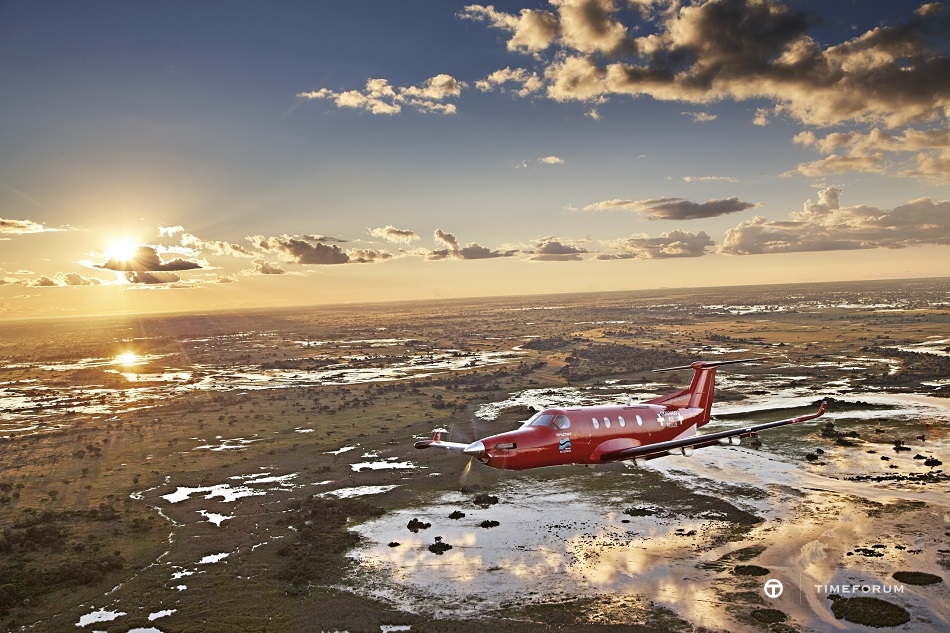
{"left": 348, "top": 391, "right": 950, "bottom": 628}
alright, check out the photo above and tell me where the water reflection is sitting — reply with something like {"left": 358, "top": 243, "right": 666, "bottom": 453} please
{"left": 0, "top": 340, "right": 523, "bottom": 435}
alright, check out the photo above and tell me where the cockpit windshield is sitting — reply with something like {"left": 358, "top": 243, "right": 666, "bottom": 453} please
{"left": 527, "top": 413, "right": 554, "bottom": 428}
{"left": 523, "top": 412, "right": 571, "bottom": 430}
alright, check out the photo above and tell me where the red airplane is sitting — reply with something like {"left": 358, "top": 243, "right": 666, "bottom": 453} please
{"left": 415, "top": 358, "right": 826, "bottom": 470}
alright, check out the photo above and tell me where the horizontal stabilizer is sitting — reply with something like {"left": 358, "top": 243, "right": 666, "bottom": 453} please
{"left": 652, "top": 357, "right": 770, "bottom": 373}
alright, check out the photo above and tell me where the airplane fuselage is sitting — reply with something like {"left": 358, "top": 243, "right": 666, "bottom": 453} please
{"left": 415, "top": 358, "right": 827, "bottom": 471}
{"left": 467, "top": 404, "right": 703, "bottom": 470}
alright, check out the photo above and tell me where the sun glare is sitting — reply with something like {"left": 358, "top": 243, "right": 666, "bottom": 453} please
{"left": 104, "top": 239, "right": 139, "bottom": 262}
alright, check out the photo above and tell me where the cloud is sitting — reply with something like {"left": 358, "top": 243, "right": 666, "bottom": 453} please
{"left": 459, "top": 4, "right": 558, "bottom": 53}
{"left": 0, "top": 216, "right": 65, "bottom": 234}
{"left": 529, "top": 237, "right": 588, "bottom": 261}
{"left": 180, "top": 232, "right": 256, "bottom": 257}
{"left": 125, "top": 271, "right": 181, "bottom": 285}
{"left": 720, "top": 186, "right": 950, "bottom": 254}
{"left": 304, "top": 234, "right": 347, "bottom": 243}
{"left": 253, "top": 260, "right": 285, "bottom": 275}
{"left": 347, "top": 249, "right": 392, "bottom": 264}
{"left": 462, "top": 0, "right": 632, "bottom": 55}
{"left": 791, "top": 127, "right": 950, "bottom": 182}
{"left": 475, "top": 67, "right": 545, "bottom": 96}
{"left": 369, "top": 225, "right": 420, "bottom": 244}
{"left": 597, "top": 230, "right": 715, "bottom": 259}
{"left": 781, "top": 153, "right": 886, "bottom": 177}
{"left": 683, "top": 175, "right": 738, "bottom": 183}
{"left": 27, "top": 272, "right": 103, "bottom": 287}
{"left": 461, "top": 0, "right": 950, "bottom": 180}
{"left": 95, "top": 244, "right": 202, "bottom": 272}
{"left": 159, "top": 225, "right": 184, "bottom": 237}
{"left": 61, "top": 272, "right": 101, "bottom": 286}
{"left": 682, "top": 111, "right": 717, "bottom": 123}
{"left": 248, "top": 234, "right": 350, "bottom": 265}
{"left": 298, "top": 74, "right": 466, "bottom": 115}
{"left": 427, "top": 229, "right": 518, "bottom": 260}
{"left": 539, "top": 155, "right": 565, "bottom": 164}
{"left": 31, "top": 276, "right": 57, "bottom": 287}
{"left": 582, "top": 196, "right": 758, "bottom": 219}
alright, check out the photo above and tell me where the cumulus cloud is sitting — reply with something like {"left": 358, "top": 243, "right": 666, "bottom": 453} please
{"left": 61, "top": 272, "right": 101, "bottom": 286}
{"left": 459, "top": 4, "right": 558, "bottom": 53}
{"left": 0, "top": 216, "right": 65, "bottom": 234}
{"left": 539, "top": 155, "right": 565, "bottom": 164}
{"left": 458, "top": 1, "right": 950, "bottom": 178}
{"left": 529, "top": 237, "right": 588, "bottom": 261}
{"left": 298, "top": 74, "right": 466, "bottom": 115}
{"left": 582, "top": 196, "right": 758, "bottom": 219}
{"left": 597, "top": 230, "right": 715, "bottom": 259}
{"left": 427, "top": 229, "right": 518, "bottom": 260}
{"left": 31, "top": 276, "right": 57, "bottom": 287}
{"left": 369, "top": 225, "right": 420, "bottom": 244}
{"left": 95, "top": 244, "right": 202, "bottom": 272}
{"left": 248, "top": 234, "right": 350, "bottom": 265}
{"left": 253, "top": 260, "right": 285, "bottom": 275}
{"left": 462, "top": 0, "right": 631, "bottom": 55}
{"left": 475, "top": 67, "right": 545, "bottom": 96}
{"left": 347, "top": 248, "right": 392, "bottom": 263}
{"left": 720, "top": 186, "right": 950, "bottom": 254}
{"left": 791, "top": 127, "right": 950, "bottom": 182}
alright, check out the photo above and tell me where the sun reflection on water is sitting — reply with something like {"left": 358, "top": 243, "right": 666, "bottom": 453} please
{"left": 113, "top": 352, "right": 141, "bottom": 366}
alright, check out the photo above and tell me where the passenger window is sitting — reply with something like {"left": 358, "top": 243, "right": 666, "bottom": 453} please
{"left": 592, "top": 417, "right": 600, "bottom": 430}
{"left": 604, "top": 417, "right": 611, "bottom": 429}
{"left": 618, "top": 416, "right": 625, "bottom": 427}
{"left": 636, "top": 415, "right": 642, "bottom": 426}
{"left": 553, "top": 415, "right": 571, "bottom": 430}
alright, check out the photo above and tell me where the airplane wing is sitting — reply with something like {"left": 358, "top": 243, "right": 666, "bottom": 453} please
{"left": 414, "top": 429, "right": 471, "bottom": 453}
{"left": 598, "top": 401, "right": 827, "bottom": 463}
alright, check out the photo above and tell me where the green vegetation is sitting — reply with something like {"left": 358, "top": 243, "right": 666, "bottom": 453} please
{"left": 274, "top": 496, "right": 384, "bottom": 586}
{"left": 827, "top": 595, "right": 911, "bottom": 627}
{"left": 556, "top": 344, "right": 690, "bottom": 383}
{"left": 892, "top": 571, "right": 943, "bottom": 586}
{"left": 731, "top": 565, "right": 770, "bottom": 577}
{"left": 750, "top": 608, "right": 787, "bottom": 623}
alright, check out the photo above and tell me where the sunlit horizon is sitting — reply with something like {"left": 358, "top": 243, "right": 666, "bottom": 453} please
{"left": 2, "top": 1, "right": 948, "bottom": 318}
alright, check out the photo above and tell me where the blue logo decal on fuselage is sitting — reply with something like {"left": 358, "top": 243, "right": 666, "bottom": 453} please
{"left": 559, "top": 438, "right": 572, "bottom": 453}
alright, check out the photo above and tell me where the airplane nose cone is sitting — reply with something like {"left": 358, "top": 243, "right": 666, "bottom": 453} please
{"left": 463, "top": 440, "right": 485, "bottom": 457}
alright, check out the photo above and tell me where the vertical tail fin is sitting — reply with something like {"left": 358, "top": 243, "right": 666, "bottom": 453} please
{"left": 650, "top": 358, "right": 768, "bottom": 427}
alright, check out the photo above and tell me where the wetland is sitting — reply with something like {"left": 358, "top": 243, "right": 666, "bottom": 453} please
{"left": 1, "top": 277, "right": 949, "bottom": 631}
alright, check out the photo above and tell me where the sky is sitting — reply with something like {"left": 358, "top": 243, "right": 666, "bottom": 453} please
{"left": 1, "top": 0, "right": 949, "bottom": 318}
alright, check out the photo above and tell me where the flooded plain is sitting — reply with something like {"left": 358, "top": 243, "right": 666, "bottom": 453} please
{"left": 1, "top": 278, "right": 949, "bottom": 632}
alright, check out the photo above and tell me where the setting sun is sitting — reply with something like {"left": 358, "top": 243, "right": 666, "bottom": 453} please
{"left": 103, "top": 239, "right": 139, "bottom": 263}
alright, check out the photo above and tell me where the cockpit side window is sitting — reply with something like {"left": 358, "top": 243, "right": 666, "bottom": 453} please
{"left": 552, "top": 415, "right": 571, "bottom": 430}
